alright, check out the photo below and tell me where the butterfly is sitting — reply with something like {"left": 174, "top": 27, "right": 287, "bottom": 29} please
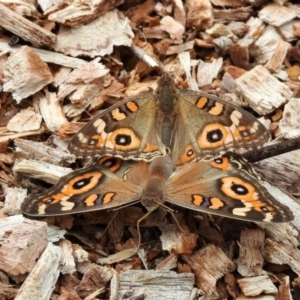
{"left": 21, "top": 153, "right": 293, "bottom": 223}
{"left": 67, "top": 74, "right": 270, "bottom": 165}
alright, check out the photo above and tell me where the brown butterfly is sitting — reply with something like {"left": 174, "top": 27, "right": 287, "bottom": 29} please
{"left": 21, "top": 153, "right": 293, "bottom": 223}
{"left": 68, "top": 74, "right": 270, "bottom": 165}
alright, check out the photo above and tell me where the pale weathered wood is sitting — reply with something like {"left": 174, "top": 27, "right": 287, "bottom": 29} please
{"left": 14, "top": 138, "right": 74, "bottom": 165}
{"left": 237, "top": 275, "right": 277, "bottom": 297}
{"left": 264, "top": 238, "right": 300, "bottom": 276}
{"left": 254, "top": 150, "right": 300, "bottom": 198}
{"left": 185, "top": 0, "right": 213, "bottom": 30}
{"left": 213, "top": 7, "right": 252, "bottom": 23}
{"left": 54, "top": 10, "right": 134, "bottom": 57}
{"left": 279, "top": 19, "right": 300, "bottom": 42}
{"left": 14, "top": 243, "right": 61, "bottom": 300}
{"left": 259, "top": 3, "right": 297, "bottom": 27}
{"left": 7, "top": 108, "right": 42, "bottom": 132}
{"left": 0, "top": 42, "right": 87, "bottom": 68}
{"left": 38, "top": 91, "right": 68, "bottom": 132}
{"left": 3, "top": 46, "right": 53, "bottom": 103}
{"left": 159, "top": 223, "right": 198, "bottom": 254}
{"left": 210, "top": 0, "right": 244, "bottom": 6}
{"left": 0, "top": 215, "right": 24, "bottom": 244}
{"left": 0, "top": 128, "right": 45, "bottom": 143}
{"left": 3, "top": 186, "right": 27, "bottom": 216}
{"left": 0, "top": 3, "right": 56, "bottom": 47}
{"left": 265, "top": 40, "right": 290, "bottom": 73}
{"left": 117, "top": 270, "right": 195, "bottom": 300}
{"left": 59, "top": 239, "right": 76, "bottom": 275}
{"left": 13, "top": 159, "right": 73, "bottom": 184}
{"left": 279, "top": 97, "right": 300, "bottom": 139}
{"left": 156, "top": 253, "right": 178, "bottom": 270}
{"left": 47, "top": 224, "right": 67, "bottom": 243}
{"left": 235, "top": 65, "right": 293, "bottom": 114}
{"left": 47, "top": 0, "right": 124, "bottom": 27}
{"left": 253, "top": 25, "right": 284, "bottom": 65}
{"left": 0, "top": 218, "right": 47, "bottom": 277}
{"left": 236, "top": 229, "right": 266, "bottom": 277}
{"left": 238, "top": 17, "right": 265, "bottom": 47}
{"left": 197, "top": 58, "right": 223, "bottom": 87}
{"left": 160, "top": 15, "right": 185, "bottom": 43}
{"left": 57, "top": 59, "right": 110, "bottom": 117}
{"left": 183, "top": 244, "right": 236, "bottom": 295}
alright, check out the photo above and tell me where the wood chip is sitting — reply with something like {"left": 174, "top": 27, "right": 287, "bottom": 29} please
{"left": 197, "top": 57, "right": 223, "bottom": 87}
{"left": 54, "top": 10, "right": 134, "bottom": 57}
{"left": 13, "top": 159, "right": 72, "bottom": 184}
{"left": 3, "top": 46, "right": 53, "bottom": 103}
{"left": 0, "top": 3, "right": 56, "bottom": 47}
{"left": 183, "top": 244, "right": 236, "bottom": 295}
{"left": 236, "top": 229, "right": 266, "bottom": 277}
{"left": 237, "top": 275, "right": 277, "bottom": 297}
{"left": 0, "top": 42, "right": 87, "bottom": 68}
{"left": 259, "top": 3, "right": 297, "bottom": 27}
{"left": 7, "top": 108, "right": 42, "bottom": 132}
{"left": 14, "top": 243, "right": 61, "bottom": 300}
{"left": 0, "top": 218, "right": 47, "bottom": 277}
{"left": 235, "top": 65, "right": 293, "bottom": 114}
{"left": 117, "top": 270, "right": 195, "bottom": 300}
{"left": 185, "top": 0, "right": 213, "bottom": 29}
{"left": 265, "top": 40, "right": 290, "bottom": 73}
{"left": 47, "top": 0, "right": 124, "bottom": 27}
{"left": 279, "top": 97, "right": 300, "bottom": 139}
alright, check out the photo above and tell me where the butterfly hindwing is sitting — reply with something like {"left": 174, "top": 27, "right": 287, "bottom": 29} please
{"left": 164, "top": 153, "right": 293, "bottom": 222}
{"left": 21, "top": 158, "right": 141, "bottom": 216}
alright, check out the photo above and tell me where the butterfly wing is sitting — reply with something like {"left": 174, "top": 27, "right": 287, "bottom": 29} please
{"left": 171, "top": 89, "right": 270, "bottom": 165}
{"left": 68, "top": 91, "right": 167, "bottom": 161}
{"left": 165, "top": 153, "right": 293, "bottom": 222}
{"left": 21, "top": 159, "right": 142, "bottom": 216}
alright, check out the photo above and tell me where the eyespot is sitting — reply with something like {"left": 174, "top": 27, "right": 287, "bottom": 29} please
{"left": 207, "top": 129, "right": 223, "bottom": 143}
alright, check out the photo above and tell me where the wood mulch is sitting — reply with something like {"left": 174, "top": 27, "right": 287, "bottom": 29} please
{"left": 1, "top": 0, "right": 300, "bottom": 299}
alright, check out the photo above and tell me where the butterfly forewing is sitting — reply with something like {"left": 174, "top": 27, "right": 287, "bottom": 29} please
{"left": 170, "top": 89, "right": 270, "bottom": 165}
{"left": 68, "top": 91, "right": 167, "bottom": 161}
{"left": 67, "top": 74, "right": 270, "bottom": 164}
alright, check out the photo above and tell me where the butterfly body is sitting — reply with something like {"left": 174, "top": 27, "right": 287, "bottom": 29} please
{"left": 21, "top": 153, "right": 293, "bottom": 223}
{"left": 68, "top": 74, "right": 270, "bottom": 165}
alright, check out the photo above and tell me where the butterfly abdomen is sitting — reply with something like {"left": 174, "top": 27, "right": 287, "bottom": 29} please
{"left": 141, "top": 178, "right": 165, "bottom": 212}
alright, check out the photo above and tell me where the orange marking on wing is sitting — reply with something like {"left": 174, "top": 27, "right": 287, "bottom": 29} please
{"left": 197, "top": 123, "right": 229, "bottom": 149}
{"left": 209, "top": 197, "right": 224, "bottom": 209}
{"left": 43, "top": 194, "right": 65, "bottom": 204}
{"left": 177, "top": 144, "right": 196, "bottom": 165}
{"left": 126, "top": 101, "right": 139, "bottom": 112}
{"left": 253, "top": 203, "right": 275, "bottom": 214}
{"left": 192, "top": 195, "right": 204, "bottom": 206}
{"left": 85, "top": 194, "right": 98, "bottom": 206}
{"left": 111, "top": 108, "right": 127, "bottom": 121}
{"left": 102, "top": 192, "right": 115, "bottom": 204}
{"left": 210, "top": 156, "right": 230, "bottom": 171}
{"left": 143, "top": 143, "right": 159, "bottom": 153}
{"left": 99, "top": 156, "right": 122, "bottom": 172}
{"left": 106, "top": 128, "right": 141, "bottom": 150}
{"left": 84, "top": 134, "right": 105, "bottom": 149}
{"left": 208, "top": 102, "right": 224, "bottom": 116}
{"left": 233, "top": 126, "right": 255, "bottom": 141}
{"left": 221, "top": 177, "right": 256, "bottom": 201}
{"left": 62, "top": 171, "right": 102, "bottom": 195}
{"left": 196, "top": 97, "right": 208, "bottom": 108}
